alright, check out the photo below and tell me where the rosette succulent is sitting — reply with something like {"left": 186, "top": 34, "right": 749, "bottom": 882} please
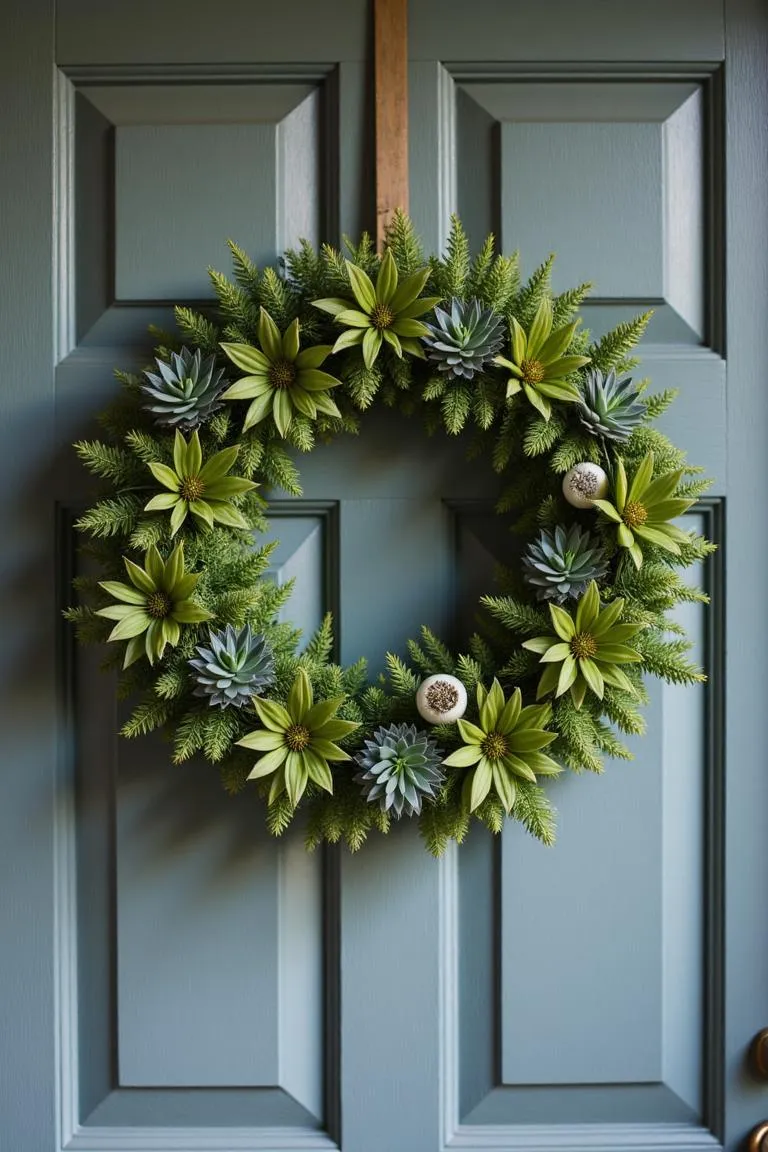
{"left": 523, "top": 581, "right": 643, "bottom": 709}
{"left": 96, "top": 543, "right": 212, "bottom": 667}
{"left": 354, "top": 723, "right": 445, "bottom": 818}
{"left": 442, "top": 680, "right": 561, "bottom": 814}
{"left": 592, "top": 451, "right": 694, "bottom": 569}
{"left": 189, "top": 624, "right": 275, "bottom": 708}
{"left": 237, "top": 668, "right": 359, "bottom": 806}
{"left": 494, "top": 297, "right": 591, "bottom": 421}
{"left": 313, "top": 248, "right": 440, "bottom": 369}
{"left": 141, "top": 346, "right": 227, "bottom": 430}
{"left": 221, "top": 308, "right": 343, "bottom": 436}
{"left": 144, "top": 429, "right": 257, "bottom": 535}
{"left": 422, "top": 297, "right": 504, "bottom": 379}
{"left": 522, "top": 524, "right": 609, "bottom": 603}
{"left": 577, "top": 368, "right": 645, "bottom": 442}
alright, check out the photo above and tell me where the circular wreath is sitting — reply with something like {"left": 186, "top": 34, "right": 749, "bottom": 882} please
{"left": 66, "top": 213, "right": 713, "bottom": 854}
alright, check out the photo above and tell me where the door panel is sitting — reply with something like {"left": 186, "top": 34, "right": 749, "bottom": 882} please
{"left": 406, "top": 8, "right": 727, "bottom": 1149}
{"left": 2, "top": 2, "right": 768, "bottom": 1151}
{"left": 54, "top": 3, "right": 369, "bottom": 1146}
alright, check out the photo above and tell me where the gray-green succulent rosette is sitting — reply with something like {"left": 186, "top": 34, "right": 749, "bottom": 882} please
{"left": 354, "top": 723, "right": 445, "bottom": 818}
{"left": 190, "top": 624, "right": 275, "bottom": 708}
{"left": 66, "top": 212, "right": 714, "bottom": 855}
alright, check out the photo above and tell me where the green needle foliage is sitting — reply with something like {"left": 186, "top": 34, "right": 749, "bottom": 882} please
{"left": 145, "top": 429, "right": 257, "bottom": 534}
{"left": 221, "top": 307, "right": 342, "bottom": 436}
{"left": 96, "top": 543, "right": 212, "bottom": 667}
{"left": 523, "top": 581, "right": 644, "bottom": 709}
{"left": 237, "top": 668, "right": 359, "bottom": 807}
{"left": 313, "top": 248, "right": 439, "bottom": 368}
{"left": 65, "top": 211, "right": 714, "bottom": 854}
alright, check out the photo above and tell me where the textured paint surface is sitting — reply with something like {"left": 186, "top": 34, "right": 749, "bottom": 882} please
{"left": 3, "top": 2, "right": 768, "bottom": 1150}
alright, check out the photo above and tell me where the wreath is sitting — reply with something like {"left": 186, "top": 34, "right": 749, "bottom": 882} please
{"left": 66, "top": 214, "right": 713, "bottom": 854}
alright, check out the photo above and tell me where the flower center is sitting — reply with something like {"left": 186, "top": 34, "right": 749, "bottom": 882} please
{"left": 570, "top": 632, "right": 598, "bottom": 660}
{"left": 371, "top": 302, "right": 394, "bottom": 331}
{"left": 179, "top": 475, "right": 205, "bottom": 502}
{"left": 520, "top": 358, "right": 545, "bottom": 385}
{"left": 425, "top": 680, "right": 459, "bottom": 714}
{"left": 146, "top": 590, "right": 172, "bottom": 619}
{"left": 622, "top": 500, "right": 648, "bottom": 529}
{"left": 481, "top": 731, "right": 508, "bottom": 761}
{"left": 269, "top": 359, "right": 296, "bottom": 390}
{"left": 285, "top": 723, "right": 311, "bottom": 752}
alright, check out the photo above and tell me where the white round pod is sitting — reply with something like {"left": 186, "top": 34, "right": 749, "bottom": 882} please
{"left": 415, "top": 673, "right": 468, "bottom": 725}
{"left": 562, "top": 462, "right": 609, "bottom": 509}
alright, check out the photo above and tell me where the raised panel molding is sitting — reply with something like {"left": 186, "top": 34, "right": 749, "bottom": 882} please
{"left": 52, "top": 63, "right": 365, "bottom": 360}
{"left": 55, "top": 507, "right": 341, "bottom": 1149}
{"left": 409, "top": 63, "right": 724, "bottom": 356}
{"left": 263, "top": 502, "right": 341, "bottom": 657}
{"left": 440, "top": 503, "right": 725, "bottom": 1151}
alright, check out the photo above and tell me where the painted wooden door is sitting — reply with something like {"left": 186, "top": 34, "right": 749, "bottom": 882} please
{"left": 2, "top": 2, "right": 768, "bottom": 1150}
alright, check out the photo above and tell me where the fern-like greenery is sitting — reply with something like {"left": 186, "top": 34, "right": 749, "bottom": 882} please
{"left": 65, "top": 212, "right": 714, "bottom": 855}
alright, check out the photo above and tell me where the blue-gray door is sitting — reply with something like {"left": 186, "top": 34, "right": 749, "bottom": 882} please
{"left": 2, "top": 2, "right": 768, "bottom": 1150}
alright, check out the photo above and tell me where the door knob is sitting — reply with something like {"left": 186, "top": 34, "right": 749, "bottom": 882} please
{"left": 751, "top": 1029, "right": 768, "bottom": 1078}
{"left": 746, "top": 1122, "right": 768, "bottom": 1151}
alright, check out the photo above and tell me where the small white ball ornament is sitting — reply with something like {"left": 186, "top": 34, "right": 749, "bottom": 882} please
{"left": 562, "top": 462, "right": 609, "bottom": 509}
{"left": 415, "top": 674, "right": 468, "bottom": 725}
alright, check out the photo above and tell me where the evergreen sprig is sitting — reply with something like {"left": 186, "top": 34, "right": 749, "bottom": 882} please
{"left": 65, "top": 213, "right": 714, "bottom": 855}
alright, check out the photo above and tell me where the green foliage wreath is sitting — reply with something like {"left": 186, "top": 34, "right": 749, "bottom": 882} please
{"left": 66, "top": 214, "right": 714, "bottom": 854}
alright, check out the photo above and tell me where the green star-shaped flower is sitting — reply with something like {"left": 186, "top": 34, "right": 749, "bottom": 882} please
{"left": 96, "top": 543, "right": 212, "bottom": 667}
{"left": 592, "top": 450, "right": 695, "bottom": 569}
{"left": 442, "top": 679, "right": 561, "bottom": 814}
{"left": 522, "top": 581, "right": 644, "bottom": 709}
{"left": 221, "top": 308, "right": 343, "bottom": 436}
{"left": 313, "top": 248, "right": 440, "bottom": 369}
{"left": 145, "top": 429, "right": 257, "bottom": 536}
{"left": 494, "top": 297, "right": 591, "bottom": 421}
{"left": 237, "top": 668, "right": 360, "bottom": 807}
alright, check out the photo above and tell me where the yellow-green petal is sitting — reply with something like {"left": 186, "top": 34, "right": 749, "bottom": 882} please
{"left": 221, "top": 342, "right": 271, "bottom": 373}
{"left": 346, "top": 261, "right": 377, "bottom": 312}
{"left": 124, "top": 556, "right": 156, "bottom": 594}
{"left": 245, "top": 746, "right": 288, "bottom": 780}
{"left": 549, "top": 603, "right": 575, "bottom": 641}
{"left": 273, "top": 389, "right": 293, "bottom": 437}
{"left": 149, "top": 462, "right": 180, "bottom": 491}
{"left": 238, "top": 729, "right": 285, "bottom": 752}
{"left": 443, "top": 744, "right": 484, "bottom": 768}
{"left": 258, "top": 307, "right": 283, "bottom": 362}
{"left": 145, "top": 492, "right": 179, "bottom": 512}
{"left": 282, "top": 318, "right": 300, "bottom": 361}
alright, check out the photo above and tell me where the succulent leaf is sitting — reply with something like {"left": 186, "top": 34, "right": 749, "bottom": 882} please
{"left": 577, "top": 369, "right": 645, "bottom": 442}
{"left": 522, "top": 524, "right": 609, "bottom": 603}
{"left": 354, "top": 723, "right": 445, "bottom": 818}
{"left": 189, "top": 624, "right": 275, "bottom": 708}
{"left": 422, "top": 297, "right": 504, "bottom": 380}
{"left": 142, "top": 346, "right": 227, "bottom": 430}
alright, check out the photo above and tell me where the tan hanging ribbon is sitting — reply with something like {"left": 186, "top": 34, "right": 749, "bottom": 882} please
{"left": 375, "top": 0, "right": 409, "bottom": 251}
